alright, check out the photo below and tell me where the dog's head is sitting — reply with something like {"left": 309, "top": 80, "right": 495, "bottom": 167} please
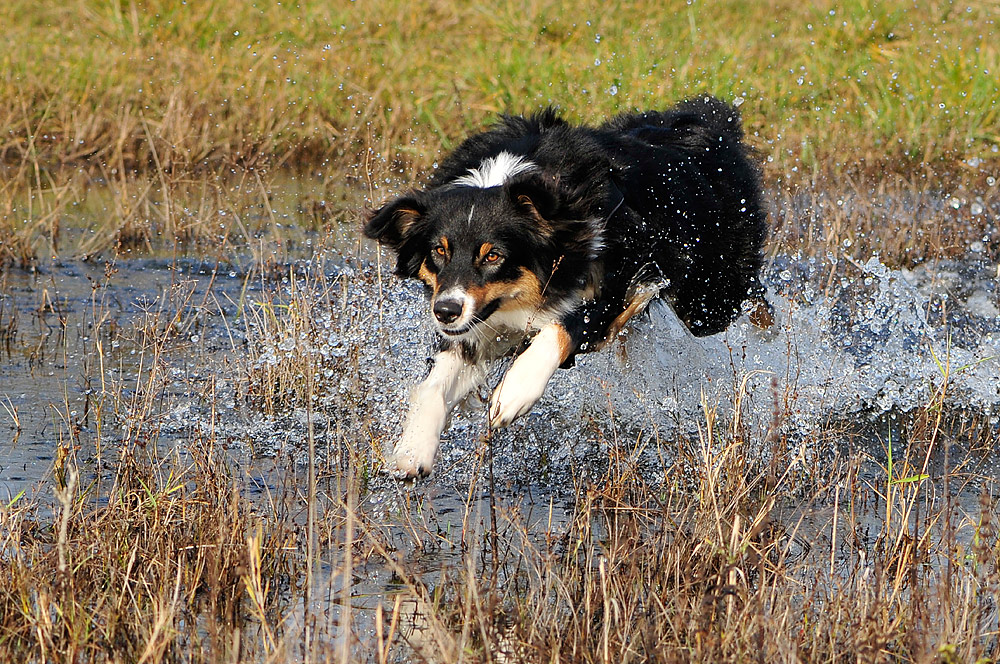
{"left": 365, "top": 169, "right": 601, "bottom": 340}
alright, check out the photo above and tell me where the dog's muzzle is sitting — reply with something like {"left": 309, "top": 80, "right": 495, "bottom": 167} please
{"left": 433, "top": 298, "right": 464, "bottom": 325}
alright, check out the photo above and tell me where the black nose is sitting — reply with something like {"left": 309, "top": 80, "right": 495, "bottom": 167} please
{"left": 433, "top": 299, "right": 463, "bottom": 324}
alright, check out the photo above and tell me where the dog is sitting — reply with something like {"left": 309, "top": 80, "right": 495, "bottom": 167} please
{"left": 365, "top": 96, "right": 769, "bottom": 478}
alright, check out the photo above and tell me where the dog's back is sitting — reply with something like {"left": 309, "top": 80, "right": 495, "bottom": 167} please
{"left": 601, "top": 95, "right": 747, "bottom": 145}
{"left": 408, "top": 96, "right": 767, "bottom": 342}
{"left": 596, "top": 97, "right": 767, "bottom": 337}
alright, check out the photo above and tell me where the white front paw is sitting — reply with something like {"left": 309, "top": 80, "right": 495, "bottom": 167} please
{"left": 388, "top": 432, "right": 439, "bottom": 479}
{"left": 489, "top": 327, "right": 565, "bottom": 429}
{"left": 489, "top": 368, "right": 546, "bottom": 429}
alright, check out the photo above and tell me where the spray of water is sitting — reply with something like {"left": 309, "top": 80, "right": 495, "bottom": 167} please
{"left": 250, "top": 253, "right": 1000, "bottom": 489}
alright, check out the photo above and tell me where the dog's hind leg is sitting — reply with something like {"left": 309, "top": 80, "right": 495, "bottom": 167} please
{"left": 489, "top": 322, "right": 574, "bottom": 429}
{"left": 391, "top": 347, "right": 482, "bottom": 479}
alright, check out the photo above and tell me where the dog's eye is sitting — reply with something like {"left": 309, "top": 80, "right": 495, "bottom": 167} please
{"left": 433, "top": 245, "right": 447, "bottom": 257}
{"left": 483, "top": 250, "right": 502, "bottom": 264}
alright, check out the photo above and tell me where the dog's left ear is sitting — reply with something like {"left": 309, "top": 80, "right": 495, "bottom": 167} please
{"left": 364, "top": 195, "right": 426, "bottom": 251}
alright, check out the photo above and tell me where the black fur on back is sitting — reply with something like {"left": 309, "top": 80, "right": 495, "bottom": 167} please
{"left": 366, "top": 96, "right": 767, "bottom": 362}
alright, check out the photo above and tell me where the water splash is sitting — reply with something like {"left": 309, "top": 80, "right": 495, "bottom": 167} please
{"left": 581, "top": 254, "right": 1000, "bottom": 436}
{"left": 251, "top": 253, "right": 1000, "bottom": 488}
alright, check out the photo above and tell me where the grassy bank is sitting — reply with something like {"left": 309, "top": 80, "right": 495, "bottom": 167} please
{"left": 2, "top": 0, "right": 998, "bottom": 177}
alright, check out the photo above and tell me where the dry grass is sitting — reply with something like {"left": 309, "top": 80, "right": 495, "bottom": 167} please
{"left": 5, "top": 243, "right": 996, "bottom": 662}
{"left": 0, "top": 449, "right": 294, "bottom": 662}
{"left": 395, "top": 405, "right": 1000, "bottom": 663}
{"left": 0, "top": 274, "right": 297, "bottom": 661}
{"left": 0, "top": 256, "right": 371, "bottom": 661}
{"left": 196, "top": 251, "right": 1000, "bottom": 661}
{"left": 0, "top": 159, "right": 371, "bottom": 270}
{"left": 3, "top": 162, "right": 994, "bottom": 284}
{"left": 768, "top": 172, "right": 1000, "bottom": 268}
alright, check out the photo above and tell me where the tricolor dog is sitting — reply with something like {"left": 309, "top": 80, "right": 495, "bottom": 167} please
{"left": 365, "top": 96, "right": 769, "bottom": 478}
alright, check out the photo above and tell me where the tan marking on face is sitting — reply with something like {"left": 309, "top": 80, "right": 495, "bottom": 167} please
{"left": 477, "top": 242, "right": 494, "bottom": 262}
{"left": 439, "top": 236, "right": 450, "bottom": 255}
{"left": 417, "top": 260, "right": 438, "bottom": 293}
{"left": 465, "top": 268, "right": 544, "bottom": 312}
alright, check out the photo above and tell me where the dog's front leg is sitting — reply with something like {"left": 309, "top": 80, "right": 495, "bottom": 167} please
{"left": 489, "top": 322, "right": 574, "bottom": 429}
{"left": 390, "top": 346, "right": 482, "bottom": 479}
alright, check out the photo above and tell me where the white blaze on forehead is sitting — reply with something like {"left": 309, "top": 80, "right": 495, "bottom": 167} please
{"left": 452, "top": 151, "right": 536, "bottom": 188}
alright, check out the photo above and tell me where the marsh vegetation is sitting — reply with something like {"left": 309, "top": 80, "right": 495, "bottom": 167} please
{"left": 1, "top": 1, "right": 1000, "bottom": 662}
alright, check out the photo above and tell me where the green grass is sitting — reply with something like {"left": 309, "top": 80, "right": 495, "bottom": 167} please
{"left": 2, "top": 0, "right": 999, "bottom": 275}
{"left": 1, "top": 0, "right": 998, "bottom": 177}
{"left": 2, "top": 4, "right": 1000, "bottom": 661}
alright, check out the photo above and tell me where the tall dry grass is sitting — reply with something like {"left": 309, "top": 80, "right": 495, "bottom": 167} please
{"left": 0, "top": 223, "right": 998, "bottom": 661}
{"left": 366, "top": 384, "right": 1000, "bottom": 663}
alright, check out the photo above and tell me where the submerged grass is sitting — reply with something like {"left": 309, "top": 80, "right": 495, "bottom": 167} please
{"left": 2, "top": 244, "right": 999, "bottom": 661}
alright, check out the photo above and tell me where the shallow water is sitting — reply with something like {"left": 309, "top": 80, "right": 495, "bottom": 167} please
{"left": 5, "top": 250, "right": 996, "bottom": 501}
{"left": 297, "top": 249, "right": 1000, "bottom": 491}
{"left": 2, "top": 178, "right": 1000, "bottom": 656}
{"left": 0, "top": 257, "right": 259, "bottom": 501}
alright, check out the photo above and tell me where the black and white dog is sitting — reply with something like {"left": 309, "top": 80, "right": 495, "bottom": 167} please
{"left": 365, "top": 96, "right": 769, "bottom": 478}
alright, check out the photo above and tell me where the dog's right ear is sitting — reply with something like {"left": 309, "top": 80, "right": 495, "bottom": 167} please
{"left": 364, "top": 195, "right": 426, "bottom": 251}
